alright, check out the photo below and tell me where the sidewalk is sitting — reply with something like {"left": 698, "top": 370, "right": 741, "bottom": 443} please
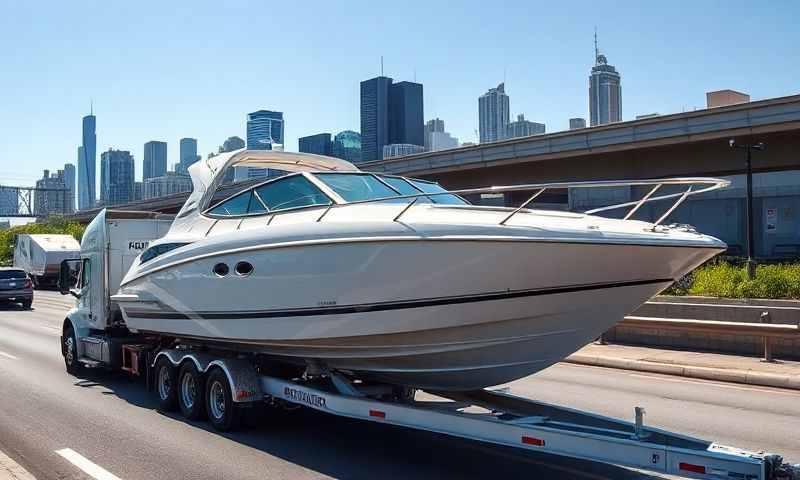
{"left": 566, "top": 343, "right": 800, "bottom": 390}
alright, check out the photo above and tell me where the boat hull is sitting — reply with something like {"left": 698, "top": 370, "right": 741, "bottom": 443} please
{"left": 119, "top": 238, "right": 721, "bottom": 390}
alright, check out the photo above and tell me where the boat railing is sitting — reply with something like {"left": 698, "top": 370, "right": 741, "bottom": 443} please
{"left": 314, "top": 177, "right": 730, "bottom": 228}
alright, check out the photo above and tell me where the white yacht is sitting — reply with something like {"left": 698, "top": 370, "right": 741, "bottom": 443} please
{"left": 115, "top": 149, "right": 727, "bottom": 390}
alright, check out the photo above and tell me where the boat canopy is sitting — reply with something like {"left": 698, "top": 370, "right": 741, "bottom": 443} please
{"left": 179, "top": 149, "right": 361, "bottom": 217}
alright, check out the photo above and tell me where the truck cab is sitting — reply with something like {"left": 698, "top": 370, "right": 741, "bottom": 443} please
{"left": 59, "top": 210, "right": 173, "bottom": 372}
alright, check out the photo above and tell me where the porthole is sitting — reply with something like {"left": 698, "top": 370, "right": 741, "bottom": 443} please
{"left": 234, "top": 261, "right": 254, "bottom": 276}
{"left": 213, "top": 263, "right": 229, "bottom": 277}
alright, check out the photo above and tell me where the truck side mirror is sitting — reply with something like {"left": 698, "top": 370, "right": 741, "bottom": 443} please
{"left": 59, "top": 259, "right": 82, "bottom": 296}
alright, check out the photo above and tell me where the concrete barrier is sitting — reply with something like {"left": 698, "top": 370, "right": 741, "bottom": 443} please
{"left": 607, "top": 296, "right": 800, "bottom": 359}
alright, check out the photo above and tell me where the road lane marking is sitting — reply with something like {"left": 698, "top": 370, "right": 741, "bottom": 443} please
{"left": 627, "top": 372, "right": 800, "bottom": 397}
{"left": 561, "top": 361, "right": 800, "bottom": 397}
{"left": 55, "top": 449, "right": 121, "bottom": 480}
{"left": 0, "top": 448, "right": 36, "bottom": 480}
{"left": 39, "top": 325, "right": 61, "bottom": 336}
{"left": 0, "top": 351, "right": 19, "bottom": 360}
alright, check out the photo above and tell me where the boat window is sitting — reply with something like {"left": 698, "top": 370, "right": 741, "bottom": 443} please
{"left": 378, "top": 176, "right": 433, "bottom": 203}
{"left": 207, "top": 191, "right": 254, "bottom": 216}
{"left": 140, "top": 243, "right": 190, "bottom": 264}
{"left": 254, "top": 175, "right": 331, "bottom": 212}
{"left": 315, "top": 173, "right": 406, "bottom": 203}
{"left": 408, "top": 179, "right": 467, "bottom": 205}
{"left": 248, "top": 192, "right": 267, "bottom": 214}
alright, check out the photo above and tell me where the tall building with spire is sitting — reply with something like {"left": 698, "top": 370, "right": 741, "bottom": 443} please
{"left": 77, "top": 105, "right": 96, "bottom": 210}
{"left": 478, "top": 83, "right": 510, "bottom": 143}
{"left": 589, "top": 31, "right": 622, "bottom": 126}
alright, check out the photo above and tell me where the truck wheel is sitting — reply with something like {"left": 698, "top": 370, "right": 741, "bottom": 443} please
{"left": 206, "top": 368, "right": 240, "bottom": 431}
{"left": 178, "top": 362, "right": 206, "bottom": 420}
{"left": 155, "top": 357, "right": 178, "bottom": 412}
{"left": 21, "top": 299, "right": 32, "bottom": 310}
{"left": 62, "top": 325, "right": 82, "bottom": 375}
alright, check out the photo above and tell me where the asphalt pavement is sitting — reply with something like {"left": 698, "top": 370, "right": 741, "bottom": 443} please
{"left": 0, "top": 291, "right": 797, "bottom": 480}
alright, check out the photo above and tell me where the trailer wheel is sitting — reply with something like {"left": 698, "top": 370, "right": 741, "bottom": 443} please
{"left": 206, "top": 368, "right": 240, "bottom": 431}
{"left": 178, "top": 362, "right": 205, "bottom": 420}
{"left": 62, "top": 324, "right": 82, "bottom": 375}
{"left": 155, "top": 357, "right": 178, "bottom": 412}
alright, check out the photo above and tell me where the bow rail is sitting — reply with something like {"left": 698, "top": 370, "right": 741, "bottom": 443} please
{"left": 314, "top": 176, "right": 729, "bottom": 227}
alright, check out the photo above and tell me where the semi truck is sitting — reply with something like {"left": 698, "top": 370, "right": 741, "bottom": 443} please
{"left": 57, "top": 209, "right": 799, "bottom": 480}
{"left": 14, "top": 233, "right": 81, "bottom": 288}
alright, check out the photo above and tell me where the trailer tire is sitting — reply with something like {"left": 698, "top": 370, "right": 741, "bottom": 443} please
{"left": 62, "top": 324, "right": 82, "bottom": 375}
{"left": 205, "top": 368, "right": 240, "bottom": 431}
{"left": 155, "top": 357, "right": 178, "bottom": 412}
{"left": 178, "top": 362, "right": 205, "bottom": 420}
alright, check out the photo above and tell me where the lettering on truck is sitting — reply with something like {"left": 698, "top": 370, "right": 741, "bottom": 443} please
{"left": 284, "top": 387, "right": 327, "bottom": 409}
{"left": 128, "top": 241, "right": 150, "bottom": 251}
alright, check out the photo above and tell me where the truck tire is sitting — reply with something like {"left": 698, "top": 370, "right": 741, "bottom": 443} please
{"left": 155, "top": 357, "right": 178, "bottom": 412}
{"left": 205, "top": 368, "right": 240, "bottom": 431}
{"left": 21, "top": 298, "right": 32, "bottom": 310}
{"left": 62, "top": 325, "right": 83, "bottom": 375}
{"left": 178, "top": 362, "right": 206, "bottom": 420}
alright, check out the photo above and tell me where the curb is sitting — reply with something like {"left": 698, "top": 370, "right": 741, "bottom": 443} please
{"left": 565, "top": 354, "right": 800, "bottom": 391}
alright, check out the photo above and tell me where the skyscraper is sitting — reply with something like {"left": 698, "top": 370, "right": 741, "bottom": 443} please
{"left": 220, "top": 136, "right": 245, "bottom": 153}
{"left": 100, "top": 149, "right": 135, "bottom": 206}
{"left": 506, "top": 114, "right": 545, "bottom": 139}
{"left": 298, "top": 133, "right": 333, "bottom": 155}
{"left": 0, "top": 187, "right": 19, "bottom": 216}
{"left": 478, "top": 83, "right": 510, "bottom": 143}
{"left": 388, "top": 81, "right": 424, "bottom": 147}
{"left": 331, "top": 131, "right": 362, "bottom": 164}
{"left": 589, "top": 32, "right": 622, "bottom": 126}
{"left": 34, "top": 169, "right": 68, "bottom": 217}
{"left": 178, "top": 138, "right": 199, "bottom": 173}
{"left": 78, "top": 112, "right": 96, "bottom": 210}
{"left": 247, "top": 110, "right": 284, "bottom": 150}
{"left": 424, "top": 118, "right": 445, "bottom": 150}
{"left": 360, "top": 76, "right": 424, "bottom": 162}
{"left": 360, "top": 76, "right": 392, "bottom": 162}
{"left": 63, "top": 163, "right": 76, "bottom": 214}
{"left": 143, "top": 141, "right": 168, "bottom": 180}
{"left": 569, "top": 118, "right": 587, "bottom": 130}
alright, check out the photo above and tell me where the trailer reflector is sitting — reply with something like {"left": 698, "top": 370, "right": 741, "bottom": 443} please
{"left": 369, "top": 409, "right": 386, "bottom": 419}
{"left": 521, "top": 435, "right": 545, "bottom": 446}
{"left": 679, "top": 463, "right": 706, "bottom": 474}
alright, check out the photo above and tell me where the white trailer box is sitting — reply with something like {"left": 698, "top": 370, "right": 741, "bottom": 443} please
{"left": 14, "top": 234, "right": 81, "bottom": 287}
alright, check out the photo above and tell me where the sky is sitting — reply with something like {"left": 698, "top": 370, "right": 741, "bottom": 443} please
{"left": 1, "top": 0, "right": 799, "bottom": 187}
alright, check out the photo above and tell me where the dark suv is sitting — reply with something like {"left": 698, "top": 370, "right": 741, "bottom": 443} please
{"left": 0, "top": 268, "right": 33, "bottom": 309}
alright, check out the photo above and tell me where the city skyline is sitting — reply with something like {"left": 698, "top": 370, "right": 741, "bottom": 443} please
{"left": 1, "top": 2, "right": 799, "bottom": 185}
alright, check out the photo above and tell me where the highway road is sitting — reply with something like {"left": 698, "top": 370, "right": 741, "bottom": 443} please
{"left": 0, "top": 291, "right": 798, "bottom": 480}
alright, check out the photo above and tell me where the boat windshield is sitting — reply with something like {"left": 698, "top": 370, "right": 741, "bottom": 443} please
{"left": 407, "top": 179, "right": 467, "bottom": 205}
{"left": 314, "top": 173, "right": 407, "bottom": 204}
{"left": 207, "top": 174, "right": 331, "bottom": 216}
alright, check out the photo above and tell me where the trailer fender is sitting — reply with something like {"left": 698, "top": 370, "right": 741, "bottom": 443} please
{"left": 152, "top": 351, "right": 262, "bottom": 403}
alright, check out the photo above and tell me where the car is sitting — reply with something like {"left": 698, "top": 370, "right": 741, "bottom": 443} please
{"left": 0, "top": 267, "right": 34, "bottom": 309}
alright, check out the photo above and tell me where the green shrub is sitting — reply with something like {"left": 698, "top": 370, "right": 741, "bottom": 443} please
{"left": 0, "top": 220, "right": 85, "bottom": 266}
{"left": 673, "top": 261, "right": 800, "bottom": 300}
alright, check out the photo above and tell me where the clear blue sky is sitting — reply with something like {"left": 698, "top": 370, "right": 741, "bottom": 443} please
{"left": 1, "top": 0, "right": 798, "bottom": 185}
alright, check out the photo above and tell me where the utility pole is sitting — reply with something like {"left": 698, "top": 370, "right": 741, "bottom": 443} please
{"left": 729, "top": 139, "right": 765, "bottom": 279}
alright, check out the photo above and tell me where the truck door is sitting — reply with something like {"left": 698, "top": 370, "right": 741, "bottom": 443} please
{"left": 77, "top": 258, "right": 93, "bottom": 319}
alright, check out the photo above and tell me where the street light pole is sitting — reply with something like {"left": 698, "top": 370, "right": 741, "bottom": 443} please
{"left": 729, "top": 139, "right": 765, "bottom": 279}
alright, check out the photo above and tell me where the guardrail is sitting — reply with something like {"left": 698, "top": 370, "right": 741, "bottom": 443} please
{"left": 615, "top": 315, "right": 799, "bottom": 362}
